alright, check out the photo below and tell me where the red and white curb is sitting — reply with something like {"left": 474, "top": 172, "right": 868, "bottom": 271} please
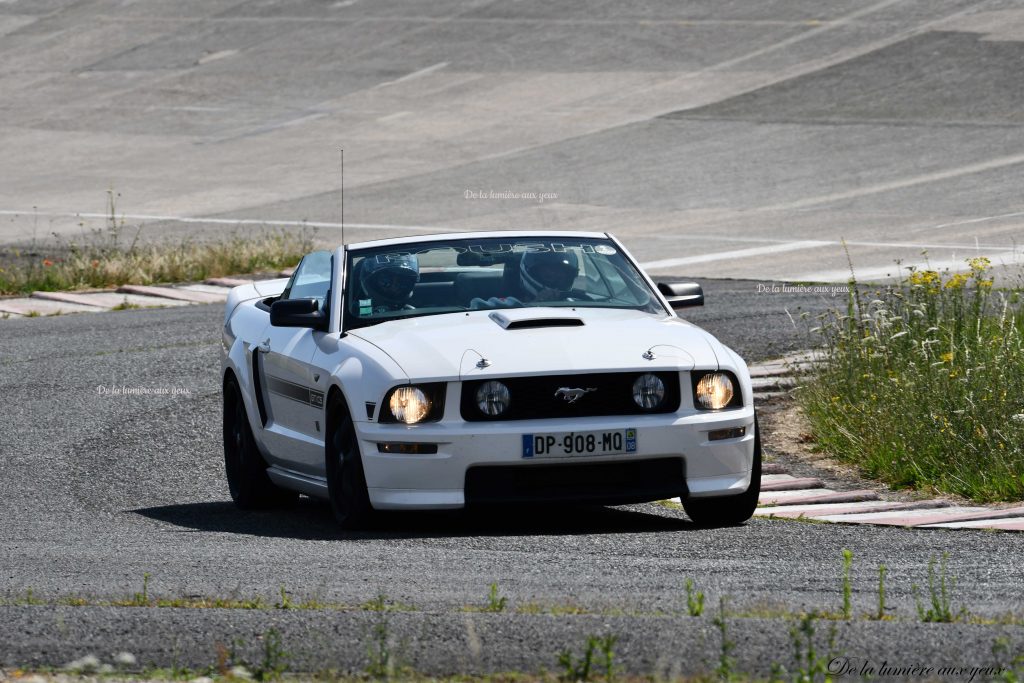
{"left": 754, "top": 473, "right": 1024, "bottom": 531}
{"left": 666, "top": 352, "right": 1024, "bottom": 532}
{"left": 669, "top": 466, "right": 1024, "bottom": 532}
{"left": 0, "top": 270, "right": 294, "bottom": 317}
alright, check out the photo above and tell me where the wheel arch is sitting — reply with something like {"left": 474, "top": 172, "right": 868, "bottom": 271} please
{"left": 324, "top": 383, "right": 358, "bottom": 443}
{"left": 326, "top": 383, "right": 351, "bottom": 414}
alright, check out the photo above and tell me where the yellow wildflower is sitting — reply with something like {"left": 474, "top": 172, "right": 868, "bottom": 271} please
{"left": 945, "top": 272, "right": 969, "bottom": 289}
{"left": 968, "top": 256, "right": 991, "bottom": 273}
{"left": 908, "top": 270, "right": 940, "bottom": 287}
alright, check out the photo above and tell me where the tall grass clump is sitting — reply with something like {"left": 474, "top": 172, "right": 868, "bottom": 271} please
{"left": 0, "top": 191, "right": 313, "bottom": 295}
{"left": 798, "top": 256, "right": 1024, "bottom": 502}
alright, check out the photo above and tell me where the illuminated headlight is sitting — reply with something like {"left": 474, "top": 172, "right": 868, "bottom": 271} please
{"left": 476, "top": 381, "right": 511, "bottom": 416}
{"left": 695, "top": 373, "right": 735, "bottom": 410}
{"left": 388, "top": 386, "right": 432, "bottom": 424}
{"left": 632, "top": 373, "right": 666, "bottom": 410}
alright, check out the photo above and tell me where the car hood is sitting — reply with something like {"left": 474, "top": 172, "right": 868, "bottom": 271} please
{"left": 347, "top": 307, "right": 722, "bottom": 381}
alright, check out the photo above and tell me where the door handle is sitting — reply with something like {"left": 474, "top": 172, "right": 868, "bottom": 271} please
{"left": 256, "top": 338, "right": 271, "bottom": 354}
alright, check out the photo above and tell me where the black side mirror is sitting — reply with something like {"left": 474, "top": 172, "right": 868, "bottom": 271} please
{"left": 270, "top": 298, "right": 327, "bottom": 330}
{"left": 657, "top": 282, "right": 704, "bottom": 310}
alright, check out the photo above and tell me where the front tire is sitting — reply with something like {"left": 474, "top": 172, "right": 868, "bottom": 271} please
{"left": 682, "top": 413, "right": 762, "bottom": 527}
{"left": 223, "top": 375, "right": 297, "bottom": 509}
{"left": 326, "top": 396, "right": 374, "bottom": 529}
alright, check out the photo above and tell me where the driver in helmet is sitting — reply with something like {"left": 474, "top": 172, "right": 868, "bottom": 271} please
{"left": 519, "top": 251, "right": 580, "bottom": 301}
{"left": 357, "top": 254, "right": 419, "bottom": 314}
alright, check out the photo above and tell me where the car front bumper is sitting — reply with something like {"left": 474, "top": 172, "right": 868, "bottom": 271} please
{"left": 355, "top": 407, "right": 756, "bottom": 510}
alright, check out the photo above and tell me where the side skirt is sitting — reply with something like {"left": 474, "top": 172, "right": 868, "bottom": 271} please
{"left": 266, "top": 465, "right": 329, "bottom": 499}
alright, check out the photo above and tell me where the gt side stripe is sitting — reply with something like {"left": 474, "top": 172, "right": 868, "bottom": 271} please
{"left": 266, "top": 376, "right": 325, "bottom": 408}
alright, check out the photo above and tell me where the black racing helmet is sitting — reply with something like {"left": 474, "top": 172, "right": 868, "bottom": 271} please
{"left": 520, "top": 251, "right": 579, "bottom": 298}
{"left": 360, "top": 255, "right": 420, "bottom": 305}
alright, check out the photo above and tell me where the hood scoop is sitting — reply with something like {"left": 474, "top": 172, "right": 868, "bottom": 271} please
{"left": 488, "top": 311, "right": 585, "bottom": 330}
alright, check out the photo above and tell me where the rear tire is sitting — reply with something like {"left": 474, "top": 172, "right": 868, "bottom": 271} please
{"left": 326, "top": 396, "right": 374, "bottom": 529}
{"left": 223, "top": 375, "right": 298, "bottom": 509}
{"left": 682, "top": 413, "right": 762, "bottom": 527}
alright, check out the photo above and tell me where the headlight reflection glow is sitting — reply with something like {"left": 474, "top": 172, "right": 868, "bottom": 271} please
{"left": 695, "top": 373, "right": 734, "bottom": 410}
{"left": 389, "top": 386, "right": 431, "bottom": 424}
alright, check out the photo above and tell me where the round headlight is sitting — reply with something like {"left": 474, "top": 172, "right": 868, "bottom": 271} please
{"left": 695, "top": 373, "right": 734, "bottom": 410}
{"left": 476, "top": 381, "right": 511, "bottom": 416}
{"left": 389, "top": 386, "right": 431, "bottom": 424}
{"left": 632, "top": 373, "right": 665, "bottom": 410}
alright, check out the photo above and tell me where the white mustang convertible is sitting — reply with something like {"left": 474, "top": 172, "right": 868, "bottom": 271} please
{"left": 221, "top": 231, "right": 760, "bottom": 528}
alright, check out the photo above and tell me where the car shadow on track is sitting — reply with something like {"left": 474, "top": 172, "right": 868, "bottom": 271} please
{"left": 132, "top": 499, "right": 697, "bottom": 539}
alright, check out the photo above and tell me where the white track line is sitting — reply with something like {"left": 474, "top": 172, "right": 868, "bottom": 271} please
{"left": 5, "top": 209, "right": 1014, "bottom": 251}
{"left": 640, "top": 240, "right": 830, "bottom": 269}
{"left": 932, "top": 211, "right": 1024, "bottom": 229}
{"left": 699, "top": 0, "right": 907, "bottom": 74}
{"left": 373, "top": 61, "right": 449, "bottom": 89}
{"left": 646, "top": 234, "right": 1018, "bottom": 253}
{"left": 0, "top": 211, "right": 434, "bottom": 232}
{"left": 0, "top": 211, "right": 1017, "bottom": 268}
{"left": 795, "top": 253, "right": 1024, "bottom": 283}
{"left": 758, "top": 152, "right": 1024, "bottom": 212}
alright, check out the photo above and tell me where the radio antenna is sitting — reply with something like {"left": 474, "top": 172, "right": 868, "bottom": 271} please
{"left": 344, "top": 147, "right": 348, "bottom": 245}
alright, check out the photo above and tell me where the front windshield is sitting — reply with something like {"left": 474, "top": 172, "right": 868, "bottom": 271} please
{"left": 343, "top": 236, "right": 665, "bottom": 331}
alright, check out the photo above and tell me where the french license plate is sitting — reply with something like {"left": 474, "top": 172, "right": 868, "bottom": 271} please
{"left": 522, "top": 428, "right": 637, "bottom": 458}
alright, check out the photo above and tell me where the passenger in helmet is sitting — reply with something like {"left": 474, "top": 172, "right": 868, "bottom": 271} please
{"left": 519, "top": 251, "right": 580, "bottom": 301}
{"left": 358, "top": 255, "right": 419, "bottom": 313}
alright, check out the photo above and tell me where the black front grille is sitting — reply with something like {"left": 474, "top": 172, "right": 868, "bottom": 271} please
{"left": 465, "top": 457, "right": 687, "bottom": 505}
{"left": 461, "top": 372, "right": 680, "bottom": 421}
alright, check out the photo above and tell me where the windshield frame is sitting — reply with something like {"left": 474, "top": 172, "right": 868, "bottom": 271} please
{"left": 340, "top": 233, "right": 670, "bottom": 333}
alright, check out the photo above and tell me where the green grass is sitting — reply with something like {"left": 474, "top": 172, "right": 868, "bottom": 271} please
{"left": 0, "top": 192, "right": 311, "bottom": 296}
{"left": 786, "top": 612, "right": 840, "bottom": 683}
{"left": 516, "top": 601, "right": 592, "bottom": 616}
{"left": 840, "top": 549, "right": 852, "bottom": 620}
{"left": 4, "top": 583, "right": 348, "bottom": 612}
{"left": 684, "top": 578, "right": 705, "bottom": 617}
{"left": 797, "top": 256, "right": 1024, "bottom": 502}
{"left": 486, "top": 583, "right": 508, "bottom": 612}
{"left": 914, "top": 554, "right": 965, "bottom": 623}
{"left": 875, "top": 564, "right": 889, "bottom": 621}
{"left": 111, "top": 297, "right": 141, "bottom": 310}
{"left": 557, "top": 634, "right": 617, "bottom": 683}
{"left": 360, "top": 593, "right": 417, "bottom": 613}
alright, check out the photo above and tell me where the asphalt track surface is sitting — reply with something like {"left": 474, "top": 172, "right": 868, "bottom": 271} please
{"left": 3, "top": 0, "right": 1024, "bottom": 282}
{"left": 1, "top": 288, "right": 1023, "bottom": 678}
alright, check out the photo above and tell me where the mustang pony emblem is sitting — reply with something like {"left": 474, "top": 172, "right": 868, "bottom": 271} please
{"left": 554, "top": 387, "right": 598, "bottom": 403}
